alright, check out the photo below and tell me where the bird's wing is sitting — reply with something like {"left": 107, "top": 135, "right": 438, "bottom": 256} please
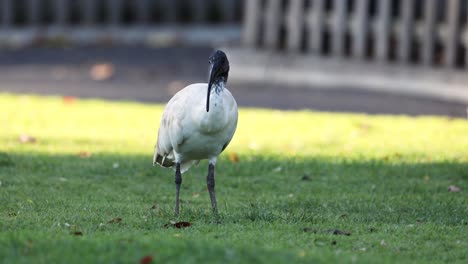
{"left": 220, "top": 89, "right": 239, "bottom": 152}
{"left": 153, "top": 89, "right": 189, "bottom": 167}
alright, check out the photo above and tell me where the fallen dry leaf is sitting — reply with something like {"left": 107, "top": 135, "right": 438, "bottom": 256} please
{"left": 165, "top": 221, "right": 191, "bottom": 229}
{"left": 140, "top": 255, "right": 153, "bottom": 264}
{"left": 19, "top": 134, "right": 37, "bottom": 143}
{"left": 448, "top": 185, "right": 461, "bottom": 192}
{"left": 174, "top": 221, "right": 191, "bottom": 228}
{"left": 304, "top": 227, "right": 351, "bottom": 236}
{"left": 229, "top": 152, "right": 240, "bottom": 163}
{"left": 78, "top": 152, "right": 92, "bottom": 158}
{"left": 357, "top": 123, "right": 372, "bottom": 132}
{"left": 108, "top": 217, "right": 122, "bottom": 224}
{"left": 303, "top": 227, "right": 318, "bottom": 233}
{"left": 90, "top": 63, "right": 114, "bottom": 81}
{"left": 63, "top": 96, "right": 76, "bottom": 105}
{"left": 328, "top": 229, "right": 351, "bottom": 236}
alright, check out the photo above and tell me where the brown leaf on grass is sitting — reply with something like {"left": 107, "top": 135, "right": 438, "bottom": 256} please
{"left": 71, "top": 231, "right": 83, "bottom": 236}
{"left": 448, "top": 185, "right": 461, "bottom": 192}
{"left": 303, "top": 227, "right": 351, "bottom": 236}
{"left": 174, "top": 222, "right": 191, "bottom": 228}
{"left": 140, "top": 255, "right": 153, "bottom": 264}
{"left": 90, "top": 63, "right": 114, "bottom": 81}
{"left": 19, "top": 134, "right": 37, "bottom": 143}
{"left": 165, "top": 221, "right": 191, "bottom": 229}
{"left": 229, "top": 152, "right": 240, "bottom": 163}
{"left": 382, "top": 152, "right": 403, "bottom": 161}
{"left": 108, "top": 217, "right": 122, "bottom": 224}
{"left": 78, "top": 152, "right": 92, "bottom": 158}
{"left": 328, "top": 229, "right": 351, "bottom": 236}
{"left": 63, "top": 96, "right": 76, "bottom": 105}
{"left": 357, "top": 123, "right": 372, "bottom": 132}
{"left": 301, "top": 175, "right": 311, "bottom": 181}
{"left": 303, "top": 227, "right": 318, "bottom": 233}
{"left": 8, "top": 211, "right": 17, "bottom": 217}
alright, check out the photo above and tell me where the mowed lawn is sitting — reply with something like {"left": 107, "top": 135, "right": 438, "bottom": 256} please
{"left": 0, "top": 93, "right": 467, "bottom": 263}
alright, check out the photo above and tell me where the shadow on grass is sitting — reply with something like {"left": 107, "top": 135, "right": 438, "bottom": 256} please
{"left": 1, "top": 151, "right": 467, "bottom": 228}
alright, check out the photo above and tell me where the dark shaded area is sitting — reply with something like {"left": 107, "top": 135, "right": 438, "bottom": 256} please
{"left": 0, "top": 46, "right": 466, "bottom": 117}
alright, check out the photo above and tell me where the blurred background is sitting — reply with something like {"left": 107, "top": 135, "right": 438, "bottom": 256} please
{"left": 0, "top": 0, "right": 467, "bottom": 117}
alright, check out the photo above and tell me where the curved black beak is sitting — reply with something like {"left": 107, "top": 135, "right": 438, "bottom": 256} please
{"left": 206, "top": 50, "right": 229, "bottom": 112}
{"left": 206, "top": 64, "right": 216, "bottom": 112}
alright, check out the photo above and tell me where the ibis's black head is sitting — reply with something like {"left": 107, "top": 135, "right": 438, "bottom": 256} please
{"left": 206, "top": 50, "right": 229, "bottom": 112}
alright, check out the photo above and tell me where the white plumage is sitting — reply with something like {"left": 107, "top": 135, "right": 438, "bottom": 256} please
{"left": 153, "top": 83, "right": 238, "bottom": 172}
{"left": 153, "top": 50, "right": 237, "bottom": 214}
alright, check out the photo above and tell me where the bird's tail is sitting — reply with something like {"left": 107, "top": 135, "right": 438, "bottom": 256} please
{"left": 153, "top": 152, "right": 198, "bottom": 174}
{"left": 153, "top": 152, "right": 174, "bottom": 168}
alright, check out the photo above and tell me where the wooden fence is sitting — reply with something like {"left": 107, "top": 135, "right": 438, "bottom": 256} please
{"left": 0, "top": 0, "right": 243, "bottom": 26}
{"left": 243, "top": 0, "right": 468, "bottom": 70}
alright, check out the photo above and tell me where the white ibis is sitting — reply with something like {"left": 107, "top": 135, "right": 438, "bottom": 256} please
{"left": 153, "top": 50, "right": 238, "bottom": 215}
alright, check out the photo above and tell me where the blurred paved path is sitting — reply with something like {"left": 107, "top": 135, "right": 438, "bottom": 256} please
{"left": 0, "top": 46, "right": 466, "bottom": 117}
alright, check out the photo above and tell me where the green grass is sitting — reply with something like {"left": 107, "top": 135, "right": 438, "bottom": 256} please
{"left": 0, "top": 93, "right": 467, "bottom": 263}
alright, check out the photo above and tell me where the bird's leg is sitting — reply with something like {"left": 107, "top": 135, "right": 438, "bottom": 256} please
{"left": 207, "top": 163, "right": 217, "bottom": 214}
{"left": 174, "top": 163, "right": 182, "bottom": 215}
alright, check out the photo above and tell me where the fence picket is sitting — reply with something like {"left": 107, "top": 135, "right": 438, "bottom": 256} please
{"left": 308, "top": 0, "right": 325, "bottom": 53}
{"left": 1, "top": 0, "right": 12, "bottom": 28}
{"left": 422, "top": 0, "right": 436, "bottom": 66}
{"left": 375, "top": 0, "right": 391, "bottom": 62}
{"left": 445, "top": 0, "right": 461, "bottom": 68}
{"left": 243, "top": 0, "right": 260, "bottom": 47}
{"left": 55, "top": 0, "right": 69, "bottom": 26}
{"left": 466, "top": 2, "right": 468, "bottom": 69}
{"left": 286, "top": 0, "right": 304, "bottom": 52}
{"left": 108, "top": 0, "right": 122, "bottom": 26}
{"left": 82, "top": 0, "right": 95, "bottom": 25}
{"left": 353, "top": 0, "right": 369, "bottom": 59}
{"left": 332, "top": 0, "right": 347, "bottom": 56}
{"left": 264, "top": 0, "right": 281, "bottom": 49}
{"left": 221, "top": 0, "right": 236, "bottom": 23}
{"left": 28, "top": 0, "right": 40, "bottom": 25}
{"left": 136, "top": 0, "right": 149, "bottom": 24}
{"left": 398, "top": 0, "right": 414, "bottom": 62}
{"left": 193, "top": 0, "right": 207, "bottom": 23}
{"left": 162, "top": 0, "right": 177, "bottom": 23}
